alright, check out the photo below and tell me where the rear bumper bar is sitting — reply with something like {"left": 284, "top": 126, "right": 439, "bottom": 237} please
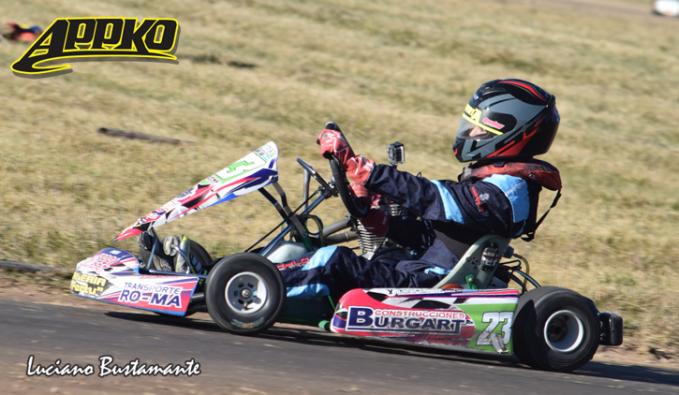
{"left": 599, "top": 312, "right": 623, "bottom": 346}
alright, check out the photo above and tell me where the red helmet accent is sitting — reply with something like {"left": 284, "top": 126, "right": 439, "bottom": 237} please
{"left": 498, "top": 79, "right": 546, "bottom": 101}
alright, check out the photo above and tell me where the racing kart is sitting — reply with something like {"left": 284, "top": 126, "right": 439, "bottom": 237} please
{"left": 71, "top": 126, "right": 623, "bottom": 372}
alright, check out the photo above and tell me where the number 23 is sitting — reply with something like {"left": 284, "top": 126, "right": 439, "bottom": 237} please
{"left": 477, "top": 312, "right": 513, "bottom": 345}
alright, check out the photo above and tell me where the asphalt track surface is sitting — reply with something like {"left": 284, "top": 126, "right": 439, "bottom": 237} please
{"left": 1, "top": 298, "right": 677, "bottom": 395}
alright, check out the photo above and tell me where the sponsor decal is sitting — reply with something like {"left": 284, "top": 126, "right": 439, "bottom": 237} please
{"left": 255, "top": 144, "right": 277, "bottom": 162}
{"left": 118, "top": 282, "right": 183, "bottom": 308}
{"left": 77, "top": 249, "right": 138, "bottom": 272}
{"left": 212, "top": 160, "right": 256, "bottom": 183}
{"left": 80, "top": 251, "right": 121, "bottom": 271}
{"left": 71, "top": 272, "right": 108, "bottom": 296}
{"left": 346, "top": 307, "right": 470, "bottom": 334}
{"left": 465, "top": 104, "right": 483, "bottom": 123}
{"left": 276, "top": 257, "right": 310, "bottom": 270}
{"left": 482, "top": 117, "right": 505, "bottom": 130}
{"left": 11, "top": 17, "right": 179, "bottom": 77}
{"left": 463, "top": 104, "right": 503, "bottom": 136}
{"left": 224, "top": 160, "right": 255, "bottom": 174}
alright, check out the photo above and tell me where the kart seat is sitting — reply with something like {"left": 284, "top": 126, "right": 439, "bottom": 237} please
{"left": 435, "top": 235, "right": 512, "bottom": 289}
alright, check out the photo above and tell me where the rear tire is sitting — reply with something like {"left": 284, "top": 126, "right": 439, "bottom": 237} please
{"left": 206, "top": 253, "right": 285, "bottom": 334}
{"left": 513, "top": 286, "right": 599, "bottom": 371}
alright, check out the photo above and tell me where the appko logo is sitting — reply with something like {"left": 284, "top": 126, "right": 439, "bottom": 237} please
{"left": 11, "top": 17, "right": 179, "bottom": 77}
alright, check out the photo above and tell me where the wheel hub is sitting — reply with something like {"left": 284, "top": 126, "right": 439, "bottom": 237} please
{"left": 224, "top": 271, "right": 268, "bottom": 315}
{"left": 543, "top": 309, "right": 585, "bottom": 353}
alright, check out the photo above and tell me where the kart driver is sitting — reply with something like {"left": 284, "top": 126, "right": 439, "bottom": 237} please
{"left": 279, "top": 79, "right": 562, "bottom": 302}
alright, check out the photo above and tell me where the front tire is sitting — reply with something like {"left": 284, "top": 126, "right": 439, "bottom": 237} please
{"left": 513, "top": 287, "right": 600, "bottom": 371}
{"left": 206, "top": 253, "right": 285, "bottom": 334}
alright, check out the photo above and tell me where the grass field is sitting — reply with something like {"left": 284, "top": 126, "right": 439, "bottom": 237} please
{"left": 1, "top": 0, "right": 677, "bottom": 357}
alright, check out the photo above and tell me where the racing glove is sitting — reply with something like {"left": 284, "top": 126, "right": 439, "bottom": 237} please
{"left": 345, "top": 155, "right": 375, "bottom": 188}
{"left": 317, "top": 128, "right": 376, "bottom": 200}
{"left": 318, "top": 129, "right": 355, "bottom": 166}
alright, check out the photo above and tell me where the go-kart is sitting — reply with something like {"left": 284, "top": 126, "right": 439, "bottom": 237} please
{"left": 71, "top": 126, "right": 622, "bottom": 372}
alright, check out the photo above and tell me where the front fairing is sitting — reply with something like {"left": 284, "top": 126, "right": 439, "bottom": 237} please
{"left": 71, "top": 248, "right": 200, "bottom": 316}
{"left": 116, "top": 141, "right": 279, "bottom": 240}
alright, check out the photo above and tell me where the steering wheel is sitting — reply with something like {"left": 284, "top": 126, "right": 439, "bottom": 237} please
{"left": 328, "top": 156, "right": 370, "bottom": 218}
{"left": 296, "top": 157, "right": 332, "bottom": 191}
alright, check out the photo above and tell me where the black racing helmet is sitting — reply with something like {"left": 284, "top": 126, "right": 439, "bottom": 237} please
{"left": 453, "top": 79, "right": 560, "bottom": 162}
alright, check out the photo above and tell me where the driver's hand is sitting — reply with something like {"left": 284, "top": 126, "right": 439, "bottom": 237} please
{"left": 317, "top": 129, "right": 355, "bottom": 166}
{"left": 319, "top": 128, "right": 377, "bottom": 203}
{"left": 345, "top": 155, "right": 374, "bottom": 187}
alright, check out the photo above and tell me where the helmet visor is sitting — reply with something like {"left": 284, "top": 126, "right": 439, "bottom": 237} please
{"left": 456, "top": 104, "right": 507, "bottom": 140}
{"left": 456, "top": 118, "right": 502, "bottom": 140}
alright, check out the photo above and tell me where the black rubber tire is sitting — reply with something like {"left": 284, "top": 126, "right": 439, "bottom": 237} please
{"left": 188, "top": 240, "right": 214, "bottom": 271}
{"left": 205, "top": 253, "right": 285, "bottom": 335}
{"left": 512, "top": 287, "right": 563, "bottom": 368}
{"left": 513, "top": 286, "right": 600, "bottom": 372}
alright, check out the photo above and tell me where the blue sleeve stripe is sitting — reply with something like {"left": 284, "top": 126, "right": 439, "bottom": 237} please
{"left": 424, "top": 266, "right": 449, "bottom": 276}
{"left": 301, "top": 246, "right": 338, "bottom": 271}
{"left": 286, "top": 283, "right": 329, "bottom": 298}
{"left": 482, "top": 175, "right": 530, "bottom": 224}
{"left": 432, "top": 180, "right": 465, "bottom": 223}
